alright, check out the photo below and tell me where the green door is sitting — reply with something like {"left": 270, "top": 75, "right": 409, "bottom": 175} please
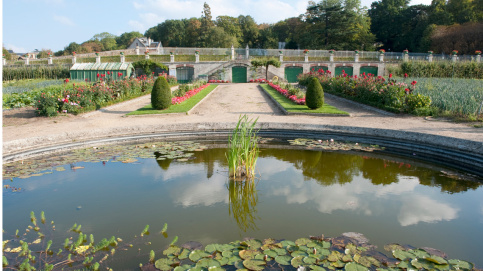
{"left": 177, "top": 67, "right": 194, "bottom": 83}
{"left": 360, "top": 66, "right": 378, "bottom": 76}
{"left": 232, "top": 66, "right": 247, "bottom": 83}
{"left": 285, "top": 66, "right": 303, "bottom": 83}
{"left": 335, "top": 66, "right": 353, "bottom": 77}
{"left": 309, "top": 66, "right": 328, "bottom": 74}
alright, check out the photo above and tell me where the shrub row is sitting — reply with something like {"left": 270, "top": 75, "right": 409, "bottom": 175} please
{"left": 394, "top": 61, "right": 483, "bottom": 79}
{"left": 268, "top": 82, "right": 306, "bottom": 105}
{"left": 298, "top": 72, "right": 431, "bottom": 114}
{"left": 3, "top": 65, "right": 70, "bottom": 81}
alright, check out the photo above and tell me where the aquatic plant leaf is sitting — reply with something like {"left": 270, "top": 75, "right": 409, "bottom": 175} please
{"left": 173, "top": 264, "right": 193, "bottom": 271}
{"left": 426, "top": 255, "right": 448, "bottom": 265}
{"left": 196, "top": 258, "right": 221, "bottom": 268}
{"left": 331, "top": 260, "right": 345, "bottom": 268}
{"left": 75, "top": 245, "right": 90, "bottom": 254}
{"left": 263, "top": 249, "right": 278, "bottom": 258}
{"left": 304, "top": 256, "right": 317, "bottom": 265}
{"left": 295, "top": 238, "right": 311, "bottom": 246}
{"left": 178, "top": 249, "right": 190, "bottom": 260}
{"left": 163, "top": 246, "right": 181, "bottom": 256}
{"left": 243, "top": 259, "right": 266, "bottom": 271}
{"left": 328, "top": 251, "right": 342, "bottom": 262}
{"left": 218, "top": 256, "right": 229, "bottom": 266}
{"left": 383, "top": 244, "right": 405, "bottom": 252}
{"left": 392, "top": 250, "right": 415, "bottom": 261}
{"left": 448, "top": 259, "right": 473, "bottom": 270}
{"left": 291, "top": 255, "right": 305, "bottom": 268}
{"left": 155, "top": 258, "right": 179, "bottom": 271}
{"left": 342, "top": 255, "right": 353, "bottom": 263}
{"left": 239, "top": 249, "right": 259, "bottom": 260}
{"left": 281, "top": 240, "right": 296, "bottom": 248}
{"left": 345, "top": 262, "right": 368, "bottom": 271}
{"left": 275, "top": 255, "right": 292, "bottom": 265}
{"left": 411, "top": 259, "right": 436, "bottom": 270}
{"left": 274, "top": 248, "right": 287, "bottom": 256}
{"left": 241, "top": 239, "right": 263, "bottom": 250}
{"left": 291, "top": 251, "right": 308, "bottom": 258}
{"left": 228, "top": 256, "right": 241, "bottom": 265}
{"left": 309, "top": 265, "right": 326, "bottom": 270}
{"left": 189, "top": 250, "right": 211, "bottom": 262}
{"left": 207, "top": 267, "right": 224, "bottom": 271}
{"left": 222, "top": 251, "right": 233, "bottom": 258}
{"left": 286, "top": 245, "right": 299, "bottom": 252}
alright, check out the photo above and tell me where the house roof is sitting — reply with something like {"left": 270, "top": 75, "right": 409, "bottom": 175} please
{"left": 70, "top": 62, "right": 133, "bottom": 71}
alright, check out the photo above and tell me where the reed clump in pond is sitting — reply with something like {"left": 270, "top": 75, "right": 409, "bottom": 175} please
{"left": 226, "top": 115, "right": 260, "bottom": 179}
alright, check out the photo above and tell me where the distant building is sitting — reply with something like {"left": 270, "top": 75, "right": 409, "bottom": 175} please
{"left": 128, "top": 37, "right": 163, "bottom": 53}
{"left": 26, "top": 49, "right": 41, "bottom": 59}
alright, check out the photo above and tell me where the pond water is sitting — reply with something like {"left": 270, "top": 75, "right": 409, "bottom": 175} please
{"left": 3, "top": 140, "right": 483, "bottom": 269}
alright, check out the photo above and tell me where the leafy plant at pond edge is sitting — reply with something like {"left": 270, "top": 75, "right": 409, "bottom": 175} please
{"left": 226, "top": 115, "right": 260, "bottom": 179}
{"left": 3, "top": 212, "right": 168, "bottom": 270}
{"left": 144, "top": 234, "right": 476, "bottom": 271}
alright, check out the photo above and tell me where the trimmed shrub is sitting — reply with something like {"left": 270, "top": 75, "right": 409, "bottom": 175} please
{"left": 306, "top": 77, "right": 324, "bottom": 109}
{"left": 151, "top": 76, "right": 171, "bottom": 110}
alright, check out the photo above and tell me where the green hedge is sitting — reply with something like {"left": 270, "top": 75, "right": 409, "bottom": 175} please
{"left": 3, "top": 65, "right": 70, "bottom": 81}
{"left": 397, "top": 61, "right": 483, "bottom": 79}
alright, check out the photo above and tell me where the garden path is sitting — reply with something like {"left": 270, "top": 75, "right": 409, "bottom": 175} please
{"left": 3, "top": 83, "right": 482, "bottom": 155}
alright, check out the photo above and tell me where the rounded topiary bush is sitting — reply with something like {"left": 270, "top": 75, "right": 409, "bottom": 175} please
{"left": 306, "top": 77, "right": 324, "bottom": 109}
{"left": 151, "top": 76, "right": 171, "bottom": 110}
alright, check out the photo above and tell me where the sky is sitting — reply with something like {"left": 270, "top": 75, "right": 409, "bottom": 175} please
{"left": 2, "top": 0, "right": 432, "bottom": 53}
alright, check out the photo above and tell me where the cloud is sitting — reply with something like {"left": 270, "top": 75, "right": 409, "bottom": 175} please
{"left": 398, "top": 195, "right": 459, "bottom": 226}
{"left": 4, "top": 44, "right": 28, "bottom": 53}
{"left": 53, "top": 15, "right": 75, "bottom": 26}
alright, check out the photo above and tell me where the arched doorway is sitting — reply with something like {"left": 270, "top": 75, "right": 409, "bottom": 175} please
{"left": 360, "top": 66, "right": 378, "bottom": 76}
{"left": 335, "top": 66, "right": 353, "bottom": 77}
{"left": 176, "top": 67, "right": 194, "bottom": 83}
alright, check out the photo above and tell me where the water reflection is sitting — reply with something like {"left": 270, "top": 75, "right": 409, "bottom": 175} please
{"left": 398, "top": 195, "right": 459, "bottom": 226}
{"left": 228, "top": 179, "right": 259, "bottom": 232}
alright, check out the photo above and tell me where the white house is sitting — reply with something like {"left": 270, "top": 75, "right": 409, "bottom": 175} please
{"left": 128, "top": 37, "right": 163, "bottom": 54}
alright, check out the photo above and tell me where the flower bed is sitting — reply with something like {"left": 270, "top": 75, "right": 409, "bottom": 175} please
{"left": 250, "top": 79, "right": 268, "bottom": 83}
{"left": 208, "top": 80, "right": 230, "bottom": 83}
{"left": 35, "top": 76, "right": 156, "bottom": 116}
{"left": 268, "top": 82, "right": 305, "bottom": 105}
{"left": 298, "top": 72, "right": 431, "bottom": 114}
{"left": 171, "top": 83, "right": 210, "bottom": 104}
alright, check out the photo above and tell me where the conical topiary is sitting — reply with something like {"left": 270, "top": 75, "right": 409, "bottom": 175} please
{"left": 306, "top": 77, "right": 324, "bottom": 109}
{"left": 151, "top": 76, "right": 171, "bottom": 110}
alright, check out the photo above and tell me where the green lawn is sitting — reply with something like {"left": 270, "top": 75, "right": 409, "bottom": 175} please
{"left": 127, "top": 84, "right": 218, "bottom": 115}
{"left": 260, "top": 84, "right": 349, "bottom": 115}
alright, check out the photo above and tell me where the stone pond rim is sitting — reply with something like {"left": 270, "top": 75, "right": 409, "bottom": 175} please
{"left": 2, "top": 122, "right": 483, "bottom": 178}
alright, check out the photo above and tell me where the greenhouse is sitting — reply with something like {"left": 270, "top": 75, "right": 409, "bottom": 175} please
{"left": 70, "top": 62, "right": 134, "bottom": 81}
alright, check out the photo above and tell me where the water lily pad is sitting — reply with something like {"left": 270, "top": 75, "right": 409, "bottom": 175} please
{"left": 273, "top": 248, "right": 287, "bottom": 256}
{"left": 328, "top": 251, "right": 342, "bottom": 262}
{"left": 331, "top": 260, "right": 345, "bottom": 268}
{"left": 222, "top": 251, "right": 233, "bottom": 258}
{"left": 241, "top": 239, "right": 262, "bottom": 250}
{"left": 296, "top": 238, "right": 311, "bottom": 246}
{"left": 173, "top": 264, "right": 193, "bottom": 271}
{"left": 291, "top": 251, "right": 308, "bottom": 258}
{"left": 178, "top": 249, "right": 190, "bottom": 260}
{"left": 154, "top": 258, "right": 179, "bottom": 271}
{"left": 448, "top": 259, "right": 473, "bottom": 270}
{"left": 291, "top": 255, "right": 305, "bottom": 268}
{"left": 228, "top": 256, "right": 241, "bottom": 265}
{"left": 243, "top": 259, "right": 265, "bottom": 271}
{"left": 281, "top": 240, "right": 296, "bottom": 248}
{"left": 275, "top": 255, "right": 292, "bottom": 265}
{"left": 189, "top": 249, "right": 211, "bottom": 262}
{"left": 304, "top": 256, "right": 317, "bottom": 265}
{"left": 196, "top": 258, "right": 221, "bottom": 268}
{"left": 309, "top": 265, "right": 326, "bottom": 270}
{"left": 239, "top": 249, "right": 259, "bottom": 260}
{"left": 392, "top": 249, "right": 415, "bottom": 261}
{"left": 342, "top": 254, "right": 353, "bottom": 262}
{"left": 426, "top": 255, "right": 448, "bottom": 265}
{"left": 263, "top": 249, "right": 278, "bottom": 258}
{"left": 164, "top": 246, "right": 181, "bottom": 256}
{"left": 345, "top": 262, "right": 368, "bottom": 271}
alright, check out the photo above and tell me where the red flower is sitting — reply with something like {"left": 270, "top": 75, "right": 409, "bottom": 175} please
{"left": 411, "top": 80, "right": 417, "bottom": 86}
{"left": 97, "top": 73, "right": 100, "bottom": 78}
{"left": 405, "top": 88, "right": 409, "bottom": 92}
{"left": 404, "top": 73, "right": 408, "bottom": 78}
{"left": 64, "top": 78, "right": 70, "bottom": 83}
{"left": 152, "top": 72, "right": 155, "bottom": 74}
{"left": 389, "top": 73, "right": 392, "bottom": 78}
{"left": 107, "top": 71, "right": 110, "bottom": 75}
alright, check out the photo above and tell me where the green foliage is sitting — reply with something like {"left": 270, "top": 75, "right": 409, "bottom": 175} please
{"left": 151, "top": 76, "right": 172, "bottom": 110}
{"left": 250, "top": 58, "right": 281, "bottom": 80}
{"left": 226, "top": 115, "right": 259, "bottom": 179}
{"left": 399, "top": 61, "right": 483, "bottom": 79}
{"left": 306, "top": 77, "right": 325, "bottom": 109}
{"left": 3, "top": 65, "right": 70, "bottom": 81}
{"left": 132, "top": 59, "right": 168, "bottom": 75}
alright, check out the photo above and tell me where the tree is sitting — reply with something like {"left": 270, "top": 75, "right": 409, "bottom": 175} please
{"left": 238, "top": 15, "right": 260, "bottom": 47}
{"left": 151, "top": 76, "right": 171, "bottom": 110}
{"left": 369, "top": 0, "right": 410, "bottom": 51}
{"left": 205, "top": 27, "right": 238, "bottom": 48}
{"left": 145, "top": 19, "right": 189, "bottom": 47}
{"left": 37, "top": 49, "right": 53, "bottom": 58}
{"left": 3, "top": 47, "right": 12, "bottom": 60}
{"left": 306, "top": 77, "right": 324, "bottom": 109}
{"left": 63, "top": 42, "right": 82, "bottom": 55}
{"left": 116, "top": 31, "right": 144, "bottom": 49}
{"left": 216, "top": 16, "right": 242, "bottom": 40}
{"left": 250, "top": 58, "right": 281, "bottom": 80}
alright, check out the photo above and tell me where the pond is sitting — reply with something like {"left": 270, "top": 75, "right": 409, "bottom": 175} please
{"left": 3, "top": 139, "right": 483, "bottom": 270}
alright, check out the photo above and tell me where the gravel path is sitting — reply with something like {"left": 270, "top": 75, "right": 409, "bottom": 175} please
{"left": 3, "top": 83, "right": 483, "bottom": 156}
